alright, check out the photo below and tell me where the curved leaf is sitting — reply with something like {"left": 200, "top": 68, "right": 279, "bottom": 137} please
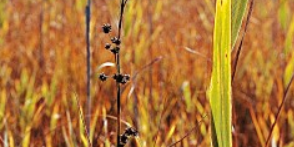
{"left": 232, "top": 0, "right": 248, "bottom": 50}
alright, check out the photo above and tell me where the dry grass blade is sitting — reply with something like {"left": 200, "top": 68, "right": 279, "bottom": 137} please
{"left": 74, "top": 92, "right": 92, "bottom": 147}
{"left": 265, "top": 73, "right": 294, "bottom": 147}
{"left": 132, "top": 56, "right": 163, "bottom": 80}
{"left": 184, "top": 47, "right": 211, "bottom": 62}
{"left": 2, "top": 1, "right": 294, "bottom": 146}
{"left": 167, "top": 115, "right": 207, "bottom": 147}
{"left": 153, "top": 94, "right": 169, "bottom": 147}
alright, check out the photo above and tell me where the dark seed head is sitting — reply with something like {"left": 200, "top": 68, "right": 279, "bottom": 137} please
{"left": 121, "top": 74, "right": 130, "bottom": 84}
{"left": 113, "top": 73, "right": 130, "bottom": 84}
{"left": 113, "top": 73, "right": 123, "bottom": 82}
{"left": 105, "top": 43, "right": 111, "bottom": 49}
{"left": 125, "top": 127, "right": 138, "bottom": 136}
{"left": 102, "top": 23, "right": 111, "bottom": 33}
{"left": 120, "top": 135, "right": 128, "bottom": 144}
{"left": 110, "top": 46, "right": 120, "bottom": 54}
{"left": 99, "top": 73, "right": 108, "bottom": 81}
{"left": 118, "top": 127, "right": 138, "bottom": 147}
{"left": 121, "top": 79, "right": 127, "bottom": 84}
{"left": 124, "top": 74, "right": 130, "bottom": 81}
{"left": 111, "top": 37, "right": 121, "bottom": 45}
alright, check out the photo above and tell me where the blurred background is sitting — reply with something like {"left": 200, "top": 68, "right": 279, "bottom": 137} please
{"left": 0, "top": 0, "right": 294, "bottom": 146}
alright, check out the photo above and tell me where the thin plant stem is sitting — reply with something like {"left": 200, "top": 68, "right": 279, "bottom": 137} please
{"left": 39, "top": 0, "right": 44, "bottom": 70}
{"left": 265, "top": 73, "right": 294, "bottom": 147}
{"left": 86, "top": 0, "right": 92, "bottom": 146}
{"left": 116, "top": 54, "right": 121, "bottom": 147}
{"left": 148, "top": 0, "right": 153, "bottom": 101}
{"left": 168, "top": 117, "right": 206, "bottom": 147}
{"left": 116, "top": 0, "right": 128, "bottom": 146}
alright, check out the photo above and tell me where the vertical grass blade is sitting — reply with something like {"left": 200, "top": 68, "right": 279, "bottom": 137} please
{"left": 208, "top": 0, "right": 232, "bottom": 146}
{"left": 232, "top": 0, "right": 248, "bottom": 50}
{"left": 85, "top": 1, "right": 92, "bottom": 145}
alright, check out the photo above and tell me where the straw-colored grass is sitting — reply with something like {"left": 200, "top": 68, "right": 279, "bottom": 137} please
{"left": 0, "top": 0, "right": 294, "bottom": 146}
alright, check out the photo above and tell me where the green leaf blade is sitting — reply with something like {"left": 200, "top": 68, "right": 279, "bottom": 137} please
{"left": 232, "top": 0, "right": 248, "bottom": 50}
{"left": 208, "top": 0, "right": 232, "bottom": 146}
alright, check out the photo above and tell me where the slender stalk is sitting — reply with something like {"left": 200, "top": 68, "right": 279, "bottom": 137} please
{"left": 39, "top": 0, "right": 44, "bottom": 70}
{"left": 85, "top": 0, "right": 92, "bottom": 146}
{"left": 116, "top": 0, "right": 128, "bottom": 146}
{"left": 116, "top": 53, "right": 121, "bottom": 147}
{"left": 168, "top": 117, "right": 206, "bottom": 147}
{"left": 265, "top": 74, "right": 294, "bottom": 146}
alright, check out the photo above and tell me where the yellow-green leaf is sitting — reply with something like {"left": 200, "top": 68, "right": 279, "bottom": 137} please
{"left": 208, "top": 0, "right": 232, "bottom": 146}
{"left": 232, "top": 0, "right": 248, "bottom": 50}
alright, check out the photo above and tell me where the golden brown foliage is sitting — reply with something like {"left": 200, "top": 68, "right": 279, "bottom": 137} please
{"left": 0, "top": 0, "right": 294, "bottom": 146}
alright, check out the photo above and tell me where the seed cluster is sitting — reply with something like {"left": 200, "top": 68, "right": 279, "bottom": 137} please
{"left": 100, "top": 3, "right": 136, "bottom": 146}
{"left": 102, "top": 23, "right": 111, "bottom": 33}
{"left": 119, "top": 127, "right": 138, "bottom": 147}
{"left": 99, "top": 23, "right": 130, "bottom": 84}
{"left": 102, "top": 24, "right": 122, "bottom": 55}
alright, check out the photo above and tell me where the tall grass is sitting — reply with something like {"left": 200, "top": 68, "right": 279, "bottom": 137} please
{"left": 1, "top": 0, "right": 294, "bottom": 146}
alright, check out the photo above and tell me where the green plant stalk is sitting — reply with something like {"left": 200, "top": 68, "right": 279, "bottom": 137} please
{"left": 208, "top": 0, "right": 232, "bottom": 146}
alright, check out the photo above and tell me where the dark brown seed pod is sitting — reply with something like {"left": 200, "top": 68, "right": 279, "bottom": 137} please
{"left": 113, "top": 73, "right": 123, "bottom": 83}
{"left": 119, "top": 127, "right": 138, "bottom": 147}
{"left": 99, "top": 73, "right": 108, "bottom": 81}
{"left": 105, "top": 43, "right": 111, "bottom": 49}
{"left": 124, "top": 127, "right": 138, "bottom": 136}
{"left": 110, "top": 46, "right": 120, "bottom": 54}
{"left": 111, "top": 37, "right": 121, "bottom": 45}
{"left": 124, "top": 74, "right": 130, "bottom": 81}
{"left": 113, "top": 73, "right": 131, "bottom": 84}
{"left": 102, "top": 23, "right": 111, "bottom": 33}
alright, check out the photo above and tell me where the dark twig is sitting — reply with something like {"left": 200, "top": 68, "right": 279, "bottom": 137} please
{"left": 116, "top": 0, "right": 128, "bottom": 147}
{"left": 117, "top": 0, "right": 128, "bottom": 39}
{"left": 265, "top": 73, "right": 294, "bottom": 146}
{"left": 168, "top": 115, "right": 207, "bottom": 147}
{"left": 85, "top": 0, "right": 92, "bottom": 146}
{"left": 132, "top": 56, "right": 163, "bottom": 80}
{"left": 232, "top": 0, "right": 254, "bottom": 81}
